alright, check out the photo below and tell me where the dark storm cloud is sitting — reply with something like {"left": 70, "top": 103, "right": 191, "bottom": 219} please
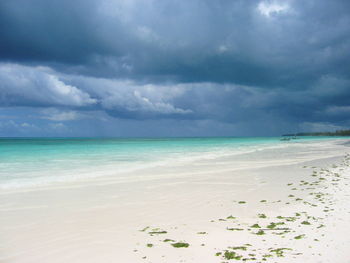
{"left": 0, "top": 0, "right": 117, "bottom": 63}
{"left": 1, "top": 0, "right": 349, "bottom": 86}
{"left": 0, "top": 0, "right": 350, "bottom": 136}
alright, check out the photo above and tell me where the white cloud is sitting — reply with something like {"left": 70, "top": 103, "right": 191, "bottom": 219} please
{"left": 101, "top": 88, "right": 192, "bottom": 115}
{"left": 0, "top": 63, "right": 193, "bottom": 118}
{"left": 257, "top": 1, "right": 290, "bottom": 17}
{"left": 49, "top": 122, "right": 66, "bottom": 130}
{"left": 0, "top": 63, "right": 97, "bottom": 107}
{"left": 21, "top": 122, "right": 31, "bottom": 127}
{"left": 0, "top": 120, "right": 38, "bottom": 131}
{"left": 66, "top": 75, "right": 193, "bottom": 116}
{"left": 217, "top": 45, "right": 229, "bottom": 54}
{"left": 40, "top": 108, "right": 81, "bottom": 121}
{"left": 136, "top": 26, "right": 160, "bottom": 43}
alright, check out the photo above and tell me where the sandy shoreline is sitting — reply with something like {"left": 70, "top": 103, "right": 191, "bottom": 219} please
{"left": 1, "top": 140, "right": 350, "bottom": 263}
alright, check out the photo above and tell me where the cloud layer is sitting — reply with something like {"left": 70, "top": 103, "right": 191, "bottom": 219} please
{"left": 0, "top": 0, "right": 349, "bottom": 136}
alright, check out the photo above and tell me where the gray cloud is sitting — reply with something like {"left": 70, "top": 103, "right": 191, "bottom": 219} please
{"left": 1, "top": 62, "right": 349, "bottom": 128}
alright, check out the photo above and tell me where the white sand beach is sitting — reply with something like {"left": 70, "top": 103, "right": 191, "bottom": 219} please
{"left": 1, "top": 139, "right": 350, "bottom": 263}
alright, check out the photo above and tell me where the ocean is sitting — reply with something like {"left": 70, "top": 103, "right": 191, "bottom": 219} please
{"left": 0, "top": 136, "right": 345, "bottom": 189}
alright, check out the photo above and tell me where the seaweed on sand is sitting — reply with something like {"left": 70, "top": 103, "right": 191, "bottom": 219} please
{"left": 171, "top": 242, "right": 190, "bottom": 248}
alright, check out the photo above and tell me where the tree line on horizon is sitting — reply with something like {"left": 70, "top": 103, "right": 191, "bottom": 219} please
{"left": 283, "top": 129, "right": 350, "bottom": 137}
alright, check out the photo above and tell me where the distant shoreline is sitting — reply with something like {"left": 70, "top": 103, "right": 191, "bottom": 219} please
{"left": 283, "top": 130, "right": 350, "bottom": 137}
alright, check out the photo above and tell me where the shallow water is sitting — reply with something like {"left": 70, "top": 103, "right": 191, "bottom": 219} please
{"left": 0, "top": 136, "right": 346, "bottom": 189}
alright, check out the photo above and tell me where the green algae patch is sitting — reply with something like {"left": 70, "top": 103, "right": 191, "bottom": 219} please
{"left": 172, "top": 242, "right": 189, "bottom": 248}
{"left": 238, "top": 201, "right": 246, "bottom": 204}
{"left": 224, "top": 251, "right": 243, "bottom": 260}
{"left": 146, "top": 243, "right": 153, "bottom": 248}
{"left": 227, "top": 215, "right": 236, "bottom": 219}
{"left": 163, "top": 239, "right": 175, "bottom": 242}
{"left": 229, "top": 246, "right": 247, "bottom": 251}
{"left": 139, "top": 226, "right": 150, "bottom": 232}
{"left": 294, "top": 234, "right": 305, "bottom": 240}
{"left": 267, "top": 222, "right": 284, "bottom": 229}
{"left": 260, "top": 200, "right": 267, "bottom": 203}
{"left": 149, "top": 230, "right": 167, "bottom": 235}
{"left": 258, "top": 213, "right": 267, "bottom": 218}
{"left": 273, "top": 230, "right": 290, "bottom": 236}
{"left": 197, "top": 231, "right": 207, "bottom": 234}
{"left": 285, "top": 217, "right": 297, "bottom": 222}
{"left": 250, "top": 223, "right": 261, "bottom": 228}
{"left": 301, "top": 221, "right": 311, "bottom": 225}
{"left": 255, "top": 230, "right": 265, "bottom": 235}
{"left": 269, "top": 248, "right": 292, "bottom": 257}
{"left": 227, "top": 227, "right": 244, "bottom": 231}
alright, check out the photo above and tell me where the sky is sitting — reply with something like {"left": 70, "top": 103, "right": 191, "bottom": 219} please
{"left": 0, "top": 0, "right": 349, "bottom": 137}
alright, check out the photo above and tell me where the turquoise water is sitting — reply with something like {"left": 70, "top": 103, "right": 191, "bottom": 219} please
{"left": 0, "top": 137, "right": 343, "bottom": 189}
